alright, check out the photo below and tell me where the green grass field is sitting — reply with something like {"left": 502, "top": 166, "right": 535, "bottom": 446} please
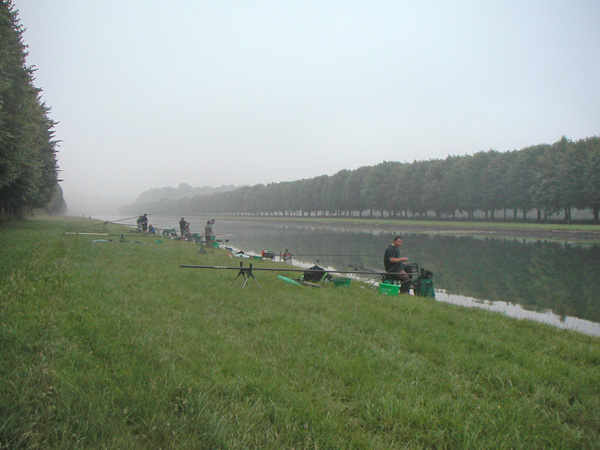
{"left": 1, "top": 216, "right": 599, "bottom": 449}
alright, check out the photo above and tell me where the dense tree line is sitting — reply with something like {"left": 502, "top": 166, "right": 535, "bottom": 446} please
{"left": 122, "top": 136, "right": 600, "bottom": 223}
{"left": 136, "top": 183, "right": 236, "bottom": 204}
{"left": 0, "top": 1, "right": 62, "bottom": 217}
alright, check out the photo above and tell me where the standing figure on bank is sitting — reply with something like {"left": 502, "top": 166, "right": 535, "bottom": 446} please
{"left": 179, "top": 217, "right": 188, "bottom": 238}
{"left": 141, "top": 214, "right": 149, "bottom": 233}
{"left": 204, "top": 220, "right": 213, "bottom": 248}
{"left": 383, "top": 236, "right": 411, "bottom": 293}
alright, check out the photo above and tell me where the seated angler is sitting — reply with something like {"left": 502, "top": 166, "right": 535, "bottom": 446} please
{"left": 383, "top": 235, "right": 411, "bottom": 293}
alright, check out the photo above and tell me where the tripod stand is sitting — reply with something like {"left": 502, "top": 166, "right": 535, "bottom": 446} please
{"left": 231, "top": 263, "right": 262, "bottom": 289}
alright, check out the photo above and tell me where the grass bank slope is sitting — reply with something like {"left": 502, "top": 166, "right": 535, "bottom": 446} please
{"left": 1, "top": 216, "right": 599, "bottom": 449}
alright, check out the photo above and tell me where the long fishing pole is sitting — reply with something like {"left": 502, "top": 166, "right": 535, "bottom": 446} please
{"left": 64, "top": 232, "right": 109, "bottom": 236}
{"left": 110, "top": 214, "right": 150, "bottom": 223}
{"left": 80, "top": 214, "right": 153, "bottom": 229}
{"left": 180, "top": 263, "right": 395, "bottom": 277}
{"left": 288, "top": 253, "right": 381, "bottom": 257}
{"left": 181, "top": 263, "right": 412, "bottom": 290}
{"left": 64, "top": 232, "right": 158, "bottom": 237}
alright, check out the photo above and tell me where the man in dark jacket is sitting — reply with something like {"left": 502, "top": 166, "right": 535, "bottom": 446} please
{"left": 204, "top": 220, "right": 213, "bottom": 247}
{"left": 383, "top": 236, "right": 411, "bottom": 293}
{"left": 179, "top": 217, "right": 188, "bottom": 237}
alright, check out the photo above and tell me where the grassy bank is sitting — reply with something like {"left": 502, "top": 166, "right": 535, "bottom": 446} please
{"left": 1, "top": 216, "right": 599, "bottom": 449}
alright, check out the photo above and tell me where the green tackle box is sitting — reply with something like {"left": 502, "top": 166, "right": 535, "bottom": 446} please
{"left": 379, "top": 283, "right": 399, "bottom": 296}
{"left": 332, "top": 277, "right": 351, "bottom": 287}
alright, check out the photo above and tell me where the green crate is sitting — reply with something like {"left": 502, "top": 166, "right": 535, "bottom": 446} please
{"left": 211, "top": 241, "right": 219, "bottom": 248}
{"left": 379, "top": 283, "right": 399, "bottom": 296}
{"left": 332, "top": 277, "right": 351, "bottom": 287}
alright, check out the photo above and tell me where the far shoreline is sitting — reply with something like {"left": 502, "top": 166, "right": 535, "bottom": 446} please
{"left": 196, "top": 215, "right": 600, "bottom": 242}
{"left": 77, "top": 213, "right": 600, "bottom": 242}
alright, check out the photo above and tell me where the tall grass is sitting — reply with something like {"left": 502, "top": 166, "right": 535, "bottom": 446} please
{"left": 1, "top": 216, "right": 599, "bottom": 449}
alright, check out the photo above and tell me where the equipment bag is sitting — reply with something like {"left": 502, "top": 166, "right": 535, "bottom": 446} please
{"left": 413, "top": 269, "right": 435, "bottom": 299}
{"left": 303, "top": 265, "right": 328, "bottom": 282}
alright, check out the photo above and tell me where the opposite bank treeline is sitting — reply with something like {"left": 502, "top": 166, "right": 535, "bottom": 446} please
{"left": 121, "top": 136, "right": 600, "bottom": 223}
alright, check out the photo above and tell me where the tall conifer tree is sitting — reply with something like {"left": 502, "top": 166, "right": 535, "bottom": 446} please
{"left": 0, "top": 0, "right": 60, "bottom": 216}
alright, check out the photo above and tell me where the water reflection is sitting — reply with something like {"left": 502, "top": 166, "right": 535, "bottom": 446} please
{"left": 436, "top": 291, "right": 600, "bottom": 337}
{"left": 97, "top": 216, "right": 600, "bottom": 336}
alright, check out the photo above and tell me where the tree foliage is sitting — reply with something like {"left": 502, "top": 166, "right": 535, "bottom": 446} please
{"left": 119, "top": 136, "right": 600, "bottom": 223}
{"left": 0, "top": 0, "right": 61, "bottom": 216}
{"left": 136, "top": 183, "right": 236, "bottom": 204}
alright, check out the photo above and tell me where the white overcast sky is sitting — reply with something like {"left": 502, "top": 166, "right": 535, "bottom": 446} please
{"left": 13, "top": 0, "right": 600, "bottom": 212}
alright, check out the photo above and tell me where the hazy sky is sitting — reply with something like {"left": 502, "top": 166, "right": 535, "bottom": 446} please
{"left": 13, "top": 0, "right": 600, "bottom": 212}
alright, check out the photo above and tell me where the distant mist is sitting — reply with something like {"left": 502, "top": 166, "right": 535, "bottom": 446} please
{"left": 63, "top": 191, "right": 136, "bottom": 217}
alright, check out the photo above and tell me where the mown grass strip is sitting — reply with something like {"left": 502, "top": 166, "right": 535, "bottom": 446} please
{"left": 1, "top": 216, "right": 599, "bottom": 449}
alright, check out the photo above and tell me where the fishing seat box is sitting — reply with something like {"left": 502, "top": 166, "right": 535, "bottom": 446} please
{"left": 379, "top": 283, "right": 399, "bottom": 296}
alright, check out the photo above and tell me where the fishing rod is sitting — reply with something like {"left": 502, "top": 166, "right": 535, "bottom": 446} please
{"left": 180, "top": 262, "right": 410, "bottom": 290}
{"left": 80, "top": 214, "right": 153, "bottom": 229}
{"left": 180, "top": 263, "right": 395, "bottom": 276}
{"left": 111, "top": 214, "right": 150, "bottom": 223}
{"left": 64, "top": 232, "right": 158, "bottom": 237}
{"left": 288, "top": 253, "right": 381, "bottom": 257}
{"left": 272, "top": 251, "right": 381, "bottom": 264}
{"left": 65, "top": 232, "right": 109, "bottom": 236}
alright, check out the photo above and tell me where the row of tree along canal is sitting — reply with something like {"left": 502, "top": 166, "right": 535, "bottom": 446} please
{"left": 120, "top": 136, "right": 600, "bottom": 223}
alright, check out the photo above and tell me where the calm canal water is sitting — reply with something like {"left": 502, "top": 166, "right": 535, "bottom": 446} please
{"left": 99, "top": 215, "right": 600, "bottom": 337}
